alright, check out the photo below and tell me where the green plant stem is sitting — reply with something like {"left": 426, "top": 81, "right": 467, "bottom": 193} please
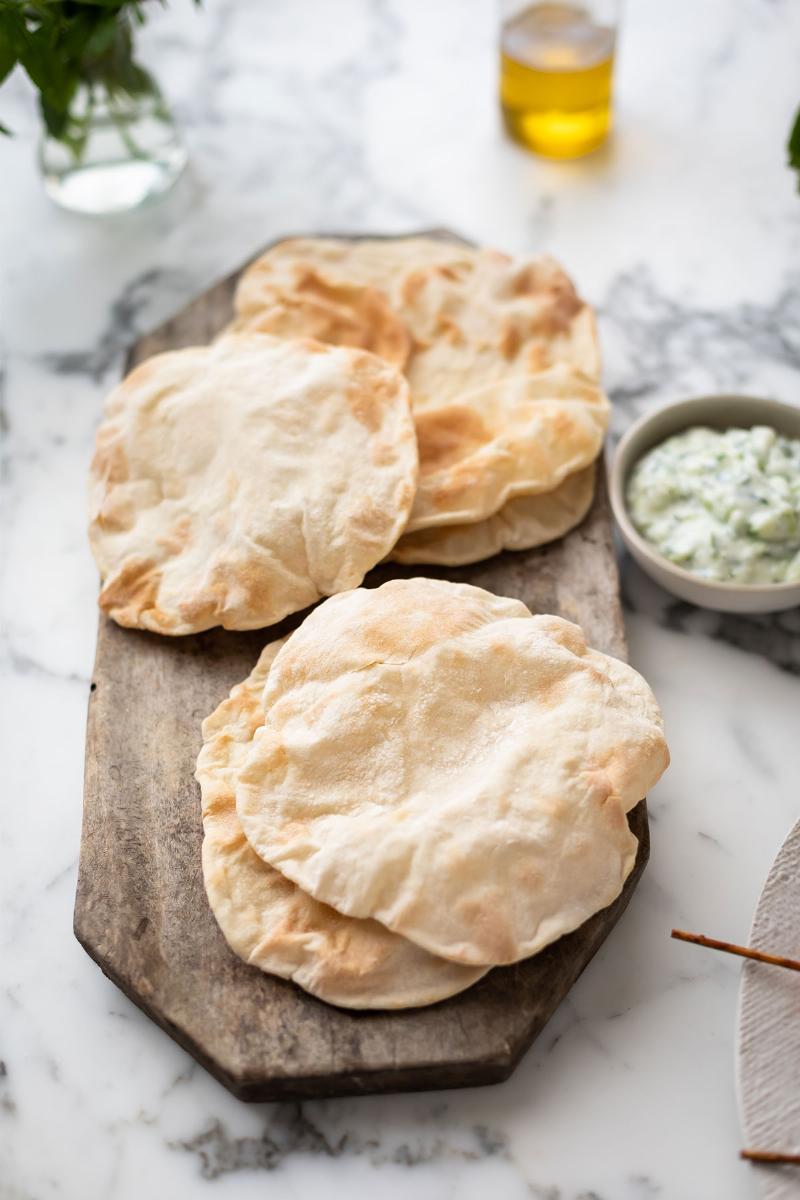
{"left": 106, "top": 90, "right": 150, "bottom": 161}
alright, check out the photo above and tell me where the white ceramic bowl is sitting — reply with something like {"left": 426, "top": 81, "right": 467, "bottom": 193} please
{"left": 609, "top": 394, "right": 800, "bottom": 614}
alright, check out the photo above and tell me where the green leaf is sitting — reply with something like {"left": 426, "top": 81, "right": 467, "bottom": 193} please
{"left": 0, "top": 37, "right": 17, "bottom": 85}
{"left": 82, "top": 11, "right": 121, "bottom": 60}
{"left": 0, "top": 5, "right": 25, "bottom": 78}
{"left": 788, "top": 105, "right": 800, "bottom": 192}
{"left": 0, "top": 0, "right": 196, "bottom": 145}
{"left": 0, "top": 8, "right": 19, "bottom": 131}
{"left": 18, "top": 19, "right": 76, "bottom": 115}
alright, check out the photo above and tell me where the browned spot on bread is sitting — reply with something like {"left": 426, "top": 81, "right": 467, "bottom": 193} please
{"left": 296, "top": 337, "right": 329, "bottom": 354}
{"left": 532, "top": 288, "right": 583, "bottom": 336}
{"left": 95, "top": 507, "right": 129, "bottom": 535}
{"left": 509, "top": 263, "right": 585, "bottom": 335}
{"left": 549, "top": 409, "right": 578, "bottom": 441}
{"left": 346, "top": 383, "right": 382, "bottom": 432}
{"left": 436, "top": 313, "right": 463, "bottom": 344}
{"left": 399, "top": 268, "right": 428, "bottom": 306}
{"left": 526, "top": 343, "right": 551, "bottom": 371}
{"left": 498, "top": 322, "right": 521, "bottom": 359}
{"left": 510, "top": 262, "right": 547, "bottom": 296}
{"left": 371, "top": 439, "right": 398, "bottom": 467}
{"left": 533, "top": 615, "right": 587, "bottom": 655}
{"left": 245, "top": 267, "right": 411, "bottom": 367}
{"left": 414, "top": 406, "right": 492, "bottom": 471}
{"left": 99, "top": 558, "right": 170, "bottom": 629}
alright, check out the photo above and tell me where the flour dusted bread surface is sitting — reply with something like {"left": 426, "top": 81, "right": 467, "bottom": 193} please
{"left": 390, "top": 464, "right": 596, "bottom": 566}
{"left": 236, "top": 580, "right": 669, "bottom": 967}
{"left": 196, "top": 637, "right": 486, "bottom": 1009}
{"left": 89, "top": 333, "right": 417, "bottom": 635}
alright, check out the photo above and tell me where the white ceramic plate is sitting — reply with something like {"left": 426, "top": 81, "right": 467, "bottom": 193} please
{"left": 736, "top": 819, "right": 800, "bottom": 1199}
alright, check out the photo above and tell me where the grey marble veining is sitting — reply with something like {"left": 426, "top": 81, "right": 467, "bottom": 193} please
{"left": 601, "top": 266, "right": 800, "bottom": 426}
{"left": 623, "top": 556, "right": 800, "bottom": 676}
{"left": 1, "top": 1, "right": 799, "bottom": 1198}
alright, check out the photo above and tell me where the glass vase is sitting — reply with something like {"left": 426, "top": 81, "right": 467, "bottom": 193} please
{"left": 39, "top": 75, "right": 187, "bottom": 217}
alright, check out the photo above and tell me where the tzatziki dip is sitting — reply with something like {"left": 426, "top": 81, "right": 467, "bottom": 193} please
{"left": 626, "top": 425, "right": 800, "bottom": 584}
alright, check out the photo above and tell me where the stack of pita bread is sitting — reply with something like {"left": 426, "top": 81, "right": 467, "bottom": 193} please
{"left": 87, "top": 235, "right": 668, "bottom": 1010}
{"left": 88, "top": 236, "right": 608, "bottom": 633}
{"left": 233, "top": 237, "right": 607, "bottom": 569}
{"left": 195, "top": 578, "right": 668, "bottom": 1008}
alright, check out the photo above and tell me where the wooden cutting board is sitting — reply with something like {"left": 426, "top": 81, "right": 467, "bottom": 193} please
{"left": 75, "top": 232, "right": 649, "bottom": 1103}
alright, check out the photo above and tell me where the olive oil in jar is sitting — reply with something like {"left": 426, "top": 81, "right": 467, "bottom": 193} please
{"left": 500, "top": 3, "right": 616, "bottom": 159}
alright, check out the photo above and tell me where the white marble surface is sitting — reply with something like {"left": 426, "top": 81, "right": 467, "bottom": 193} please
{"left": 1, "top": 1, "right": 799, "bottom": 1197}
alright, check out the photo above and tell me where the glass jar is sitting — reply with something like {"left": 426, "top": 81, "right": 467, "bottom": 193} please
{"left": 499, "top": 1, "right": 621, "bottom": 158}
{"left": 39, "top": 73, "right": 187, "bottom": 216}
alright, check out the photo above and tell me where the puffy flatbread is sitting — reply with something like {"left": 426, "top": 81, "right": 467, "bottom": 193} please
{"left": 89, "top": 333, "right": 417, "bottom": 635}
{"left": 390, "top": 464, "right": 595, "bottom": 566}
{"left": 234, "top": 238, "right": 599, "bottom": 387}
{"left": 196, "top": 637, "right": 487, "bottom": 1009}
{"left": 231, "top": 274, "right": 412, "bottom": 367}
{"left": 234, "top": 236, "right": 482, "bottom": 315}
{"left": 404, "top": 365, "right": 608, "bottom": 532}
{"left": 235, "top": 238, "right": 597, "bottom": 384}
{"left": 234, "top": 238, "right": 605, "bottom": 534}
{"left": 398, "top": 249, "right": 601, "bottom": 406}
{"left": 236, "top": 580, "right": 669, "bottom": 967}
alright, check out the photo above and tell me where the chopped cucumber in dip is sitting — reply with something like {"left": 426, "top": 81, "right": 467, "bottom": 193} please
{"left": 626, "top": 425, "right": 800, "bottom": 585}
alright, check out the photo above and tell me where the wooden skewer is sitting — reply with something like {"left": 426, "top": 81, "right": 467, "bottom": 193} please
{"left": 741, "top": 1149, "right": 800, "bottom": 1165}
{"left": 671, "top": 928, "right": 800, "bottom": 973}
{"left": 671, "top": 930, "right": 800, "bottom": 1168}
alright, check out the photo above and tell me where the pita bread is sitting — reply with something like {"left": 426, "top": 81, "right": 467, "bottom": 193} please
{"left": 231, "top": 273, "right": 412, "bottom": 367}
{"left": 404, "top": 365, "right": 608, "bottom": 532}
{"left": 390, "top": 464, "right": 595, "bottom": 566}
{"left": 253, "top": 577, "right": 532, "bottom": 695}
{"left": 235, "top": 240, "right": 599, "bottom": 386}
{"left": 399, "top": 249, "right": 600, "bottom": 405}
{"left": 235, "top": 239, "right": 605, "bottom": 534}
{"left": 235, "top": 236, "right": 482, "bottom": 315}
{"left": 89, "top": 333, "right": 417, "bottom": 635}
{"left": 196, "top": 637, "right": 486, "bottom": 1009}
{"left": 236, "top": 580, "right": 669, "bottom": 967}
{"left": 235, "top": 239, "right": 599, "bottom": 388}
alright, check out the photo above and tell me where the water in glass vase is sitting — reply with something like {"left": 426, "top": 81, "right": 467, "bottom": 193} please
{"left": 40, "top": 83, "right": 187, "bottom": 216}
{"left": 500, "top": 3, "right": 616, "bottom": 159}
